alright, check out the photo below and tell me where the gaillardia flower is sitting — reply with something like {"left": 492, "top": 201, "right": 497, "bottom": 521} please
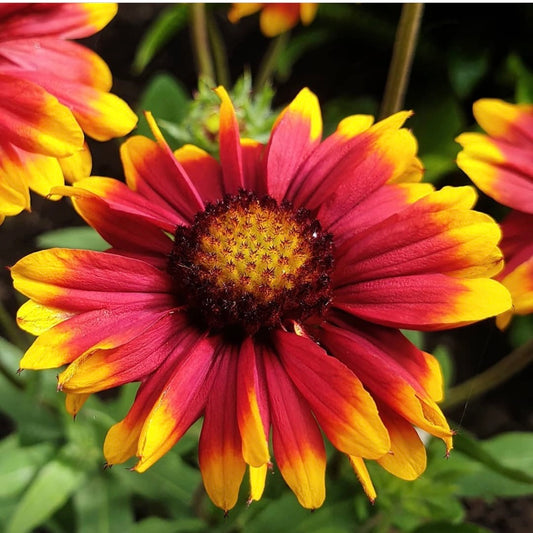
{"left": 0, "top": 3, "right": 137, "bottom": 223}
{"left": 457, "top": 99, "right": 533, "bottom": 328}
{"left": 228, "top": 3, "right": 318, "bottom": 37}
{"left": 12, "top": 88, "right": 511, "bottom": 511}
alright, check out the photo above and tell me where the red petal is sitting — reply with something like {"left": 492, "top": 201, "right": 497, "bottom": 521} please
{"left": 199, "top": 346, "right": 246, "bottom": 512}
{"left": 264, "top": 349, "right": 326, "bottom": 509}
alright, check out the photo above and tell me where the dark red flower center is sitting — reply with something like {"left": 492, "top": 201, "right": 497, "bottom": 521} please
{"left": 168, "top": 190, "right": 333, "bottom": 335}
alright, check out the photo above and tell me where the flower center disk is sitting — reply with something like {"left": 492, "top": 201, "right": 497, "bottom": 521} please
{"left": 168, "top": 191, "right": 333, "bottom": 335}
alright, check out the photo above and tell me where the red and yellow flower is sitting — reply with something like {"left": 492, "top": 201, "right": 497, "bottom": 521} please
{"left": 228, "top": 3, "right": 318, "bottom": 37}
{"left": 12, "top": 88, "right": 511, "bottom": 511}
{"left": 0, "top": 3, "right": 137, "bottom": 223}
{"left": 457, "top": 99, "right": 533, "bottom": 328}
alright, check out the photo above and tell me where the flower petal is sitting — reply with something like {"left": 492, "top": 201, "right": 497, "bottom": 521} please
{"left": 274, "top": 330, "right": 390, "bottom": 459}
{"left": 57, "top": 311, "right": 197, "bottom": 394}
{"left": 237, "top": 338, "right": 270, "bottom": 467}
{"left": 334, "top": 186, "right": 505, "bottom": 283}
{"left": 0, "top": 3, "right": 117, "bottom": 40}
{"left": 319, "top": 182, "right": 434, "bottom": 246}
{"left": 248, "top": 464, "right": 268, "bottom": 503}
{"left": 121, "top": 134, "right": 205, "bottom": 221}
{"left": 0, "top": 142, "right": 31, "bottom": 217}
{"left": 58, "top": 142, "right": 92, "bottom": 183}
{"left": 174, "top": 144, "right": 224, "bottom": 204}
{"left": 456, "top": 132, "right": 533, "bottom": 214}
{"left": 214, "top": 86, "right": 245, "bottom": 193}
{"left": 0, "top": 37, "right": 112, "bottom": 91}
{"left": 11, "top": 248, "right": 172, "bottom": 311}
{"left": 265, "top": 87, "right": 322, "bottom": 202}
{"left": 264, "top": 349, "right": 326, "bottom": 509}
{"left": 60, "top": 179, "right": 177, "bottom": 255}
{"left": 65, "top": 392, "right": 90, "bottom": 417}
{"left": 334, "top": 274, "right": 511, "bottom": 331}
{"left": 199, "top": 346, "right": 246, "bottom": 512}
{"left": 348, "top": 457, "right": 376, "bottom": 503}
{"left": 19, "top": 296, "right": 176, "bottom": 370}
{"left": 260, "top": 4, "right": 301, "bottom": 36}
{"left": 376, "top": 405, "right": 426, "bottom": 480}
{"left": 472, "top": 98, "right": 533, "bottom": 144}
{"left": 12, "top": 146, "right": 63, "bottom": 197}
{"left": 319, "top": 319, "right": 453, "bottom": 452}
{"left": 288, "top": 110, "right": 415, "bottom": 211}
{"left": 0, "top": 74, "right": 83, "bottom": 157}
{"left": 134, "top": 336, "right": 220, "bottom": 472}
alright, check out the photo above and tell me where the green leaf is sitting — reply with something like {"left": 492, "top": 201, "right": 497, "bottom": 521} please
{"left": 509, "top": 314, "right": 533, "bottom": 348}
{"left": 409, "top": 94, "right": 465, "bottom": 183}
{"left": 73, "top": 476, "right": 134, "bottom": 533}
{"left": 507, "top": 54, "right": 533, "bottom": 103}
{"left": 131, "top": 517, "right": 205, "bottom": 533}
{"left": 0, "top": 336, "right": 24, "bottom": 375}
{"left": 132, "top": 4, "right": 190, "bottom": 74}
{"left": 37, "top": 227, "right": 108, "bottom": 251}
{"left": 0, "top": 365, "right": 62, "bottom": 443}
{"left": 0, "top": 437, "right": 55, "bottom": 499}
{"left": 135, "top": 73, "right": 191, "bottom": 143}
{"left": 6, "top": 452, "right": 87, "bottom": 533}
{"left": 413, "top": 522, "right": 491, "bottom": 533}
{"left": 448, "top": 49, "right": 489, "bottom": 99}
{"left": 454, "top": 432, "right": 533, "bottom": 485}
{"left": 110, "top": 445, "right": 201, "bottom": 508}
{"left": 452, "top": 432, "right": 533, "bottom": 498}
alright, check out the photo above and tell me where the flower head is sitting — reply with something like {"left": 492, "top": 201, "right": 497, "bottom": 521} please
{"left": 228, "top": 3, "right": 318, "bottom": 37}
{"left": 457, "top": 99, "right": 533, "bottom": 328}
{"left": 0, "top": 3, "right": 137, "bottom": 223}
{"left": 12, "top": 87, "right": 511, "bottom": 511}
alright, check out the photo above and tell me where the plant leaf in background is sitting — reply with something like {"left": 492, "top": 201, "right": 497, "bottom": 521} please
{"left": 453, "top": 432, "right": 533, "bottom": 497}
{"left": 132, "top": 4, "right": 190, "bottom": 74}
{"left": 36, "top": 227, "right": 109, "bottom": 252}
{"left": 135, "top": 73, "right": 191, "bottom": 144}
{"left": 507, "top": 54, "right": 533, "bottom": 103}
{"left": 6, "top": 453, "right": 87, "bottom": 533}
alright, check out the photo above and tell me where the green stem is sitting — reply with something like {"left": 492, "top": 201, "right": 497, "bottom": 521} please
{"left": 206, "top": 9, "right": 230, "bottom": 88}
{"left": 254, "top": 32, "right": 289, "bottom": 92}
{"left": 190, "top": 3, "right": 215, "bottom": 84}
{"left": 442, "top": 337, "right": 533, "bottom": 410}
{"left": 379, "top": 3, "right": 424, "bottom": 119}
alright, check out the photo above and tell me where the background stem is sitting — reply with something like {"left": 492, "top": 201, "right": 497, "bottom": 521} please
{"left": 190, "top": 3, "right": 215, "bottom": 84}
{"left": 442, "top": 337, "right": 533, "bottom": 410}
{"left": 254, "top": 32, "right": 289, "bottom": 92}
{"left": 379, "top": 3, "right": 424, "bottom": 119}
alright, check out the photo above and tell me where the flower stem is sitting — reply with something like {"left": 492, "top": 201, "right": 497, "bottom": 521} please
{"left": 442, "top": 337, "right": 533, "bottom": 410}
{"left": 254, "top": 32, "right": 289, "bottom": 92}
{"left": 190, "top": 3, "right": 215, "bottom": 84}
{"left": 379, "top": 3, "right": 424, "bottom": 119}
{"left": 206, "top": 9, "right": 230, "bottom": 88}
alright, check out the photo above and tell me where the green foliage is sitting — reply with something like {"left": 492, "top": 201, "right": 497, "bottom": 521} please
{"left": 135, "top": 73, "right": 191, "bottom": 142}
{"left": 136, "top": 73, "right": 277, "bottom": 155}
{"left": 36, "top": 227, "right": 109, "bottom": 252}
{"left": 132, "top": 4, "right": 190, "bottom": 74}
{"left": 507, "top": 54, "right": 533, "bottom": 103}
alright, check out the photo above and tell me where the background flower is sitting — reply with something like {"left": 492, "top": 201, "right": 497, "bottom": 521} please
{"left": 228, "top": 3, "right": 318, "bottom": 37}
{"left": 457, "top": 99, "right": 533, "bottom": 328}
{"left": 0, "top": 3, "right": 137, "bottom": 224}
{"left": 11, "top": 88, "right": 510, "bottom": 511}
